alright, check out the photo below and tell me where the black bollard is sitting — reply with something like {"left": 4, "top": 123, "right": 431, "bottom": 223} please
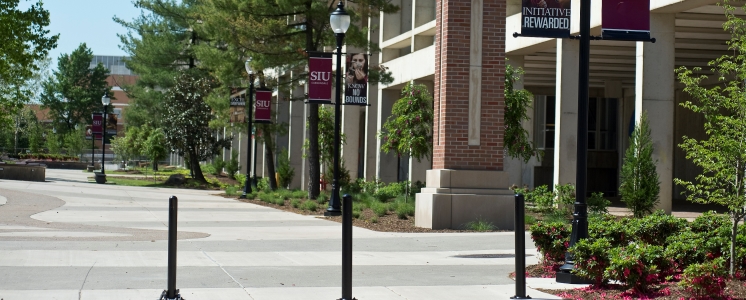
{"left": 511, "top": 194, "right": 531, "bottom": 299}
{"left": 341, "top": 194, "right": 354, "bottom": 300}
{"left": 161, "top": 196, "right": 182, "bottom": 300}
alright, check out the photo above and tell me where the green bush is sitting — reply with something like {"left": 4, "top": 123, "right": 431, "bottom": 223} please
{"left": 570, "top": 238, "right": 612, "bottom": 285}
{"left": 371, "top": 202, "right": 388, "bottom": 217}
{"left": 274, "top": 197, "right": 285, "bottom": 206}
{"left": 527, "top": 185, "right": 553, "bottom": 209}
{"left": 352, "top": 210, "right": 361, "bottom": 219}
{"left": 302, "top": 200, "right": 318, "bottom": 212}
{"left": 291, "top": 190, "right": 307, "bottom": 199}
{"left": 680, "top": 257, "right": 727, "bottom": 298}
{"left": 211, "top": 157, "right": 226, "bottom": 176}
{"left": 604, "top": 242, "right": 670, "bottom": 292}
{"left": 276, "top": 148, "right": 294, "bottom": 189}
{"left": 690, "top": 211, "right": 730, "bottom": 233}
{"left": 370, "top": 215, "right": 378, "bottom": 223}
{"left": 587, "top": 192, "right": 611, "bottom": 214}
{"left": 374, "top": 182, "right": 405, "bottom": 202}
{"left": 290, "top": 199, "right": 301, "bottom": 208}
{"left": 664, "top": 230, "right": 709, "bottom": 270}
{"left": 225, "top": 185, "right": 238, "bottom": 196}
{"left": 530, "top": 221, "right": 571, "bottom": 265}
{"left": 554, "top": 183, "right": 575, "bottom": 208}
{"left": 258, "top": 192, "right": 273, "bottom": 203}
{"left": 235, "top": 173, "right": 246, "bottom": 189}
{"left": 344, "top": 178, "right": 366, "bottom": 194}
{"left": 619, "top": 112, "right": 660, "bottom": 218}
{"left": 257, "top": 177, "right": 270, "bottom": 192}
{"left": 464, "top": 219, "right": 496, "bottom": 231}
{"left": 588, "top": 214, "right": 632, "bottom": 247}
{"left": 225, "top": 149, "right": 240, "bottom": 179}
{"left": 396, "top": 203, "right": 415, "bottom": 219}
{"left": 627, "top": 210, "right": 687, "bottom": 246}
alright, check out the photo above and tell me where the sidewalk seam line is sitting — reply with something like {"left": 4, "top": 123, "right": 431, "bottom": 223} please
{"left": 78, "top": 261, "right": 96, "bottom": 300}
{"left": 201, "top": 250, "right": 255, "bottom": 299}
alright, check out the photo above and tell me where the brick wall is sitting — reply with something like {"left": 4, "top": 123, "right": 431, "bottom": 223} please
{"left": 434, "top": 0, "right": 506, "bottom": 170}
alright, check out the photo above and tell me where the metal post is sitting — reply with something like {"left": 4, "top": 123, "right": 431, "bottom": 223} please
{"left": 512, "top": 194, "right": 531, "bottom": 299}
{"left": 240, "top": 76, "right": 254, "bottom": 198}
{"left": 556, "top": 0, "right": 591, "bottom": 284}
{"left": 164, "top": 195, "right": 181, "bottom": 300}
{"left": 101, "top": 106, "right": 107, "bottom": 175}
{"left": 253, "top": 131, "right": 258, "bottom": 188}
{"left": 325, "top": 33, "right": 345, "bottom": 217}
{"left": 341, "top": 194, "right": 353, "bottom": 300}
{"left": 90, "top": 137, "right": 95, "bottom": 168}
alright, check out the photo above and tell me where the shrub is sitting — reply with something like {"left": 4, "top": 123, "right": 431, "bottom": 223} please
{"left": 587, "top": 192, "right": 611, "bottom": 214}
{"left": 290, "top": 199, "right": 300, "bottom": 208}
{"left": 276, "top": 148, "right": 294, "bottom": 189}
{"left": 604, "top": 242, "right": 670, "bottom": 292}
{"left": 664, "top": 230, "right": 708, "bottom": 270}
{"left": 291, "top": 190, "right": 307, "bottom": 199}
{"left": 374, "top": 182, "right": 406, "bottom": 202}
{"left": 225, "top": 185, "right": 238, "bottom": 196}
{"left": 225, "top": 149, "right": 240, "bottom": 179}
{"left": 316, "top": 192, "right": 329, "bottom": 205}
{"left": 257, "top": 177, "right": 270, "bottom": 192}
{"left": 527, "top": 185, "right": 554, "bottom": 209}
{"left": 211, "top": 157, "right": 225, "bottom": 176}
{"left": 396, "top": 203, "right": 415, "bottom": 219}
{"left": 235, "top": 173, "right": 246, "bottom": 189}
{"left": 344, "top": 178, "right": 366, "bottom": 194}
{"left": 690, "top": 211, "right": 730, "bottom": 233}
{"left": 464, "top": 219, "right": 496, "bottom": 231}
{"left": 371, "top": 202, "right": 388, "bottom": 217}
{"left": 530, "top": 221, "right": 571, "bottom": 265}
{"left": 680, "top": 257, "right": 727, "bottom": 298}
{"left": 274, "top": 197, "right": 285, "bottom": 206}
{"left": 302, "top": 200, "right": 318, "bottom": 212}
{"left": 619, "top": 111, "right": 660, "bottom": 218}
{"left": 554, "top": 183, "right": 575, "bottom": 208}
{"left": 571, "top": 238, "right": 612, "bottom": 285}
{"left": 352, "top": 210, "right": 361, "bottom": 219}
{"left": 258, "top": 192, "right": 273, "bottom": 203}
{"left": 370, "top": 215, "right": 378, "bottom": 223}
{"left": 627, "top": 210, "right": 687, "bottom": 246}
{"left": 588, "top": 214, "right": 631, "bottom": 247}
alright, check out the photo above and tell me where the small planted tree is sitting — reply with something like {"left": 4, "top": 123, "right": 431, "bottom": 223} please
{"left": 619, "top": 111, "right": 660, "bottom": 218}
{"left": 504, "top": 61, "right": 541, "bottom": 162}
{"left": 143, "top": 128, "right": 168, "bottom": 173}
{"left": 675, "top": 0, "right": 746, "bottom": 275}
{"left": 379, "top": 82, "right": 433, "bottom": 163}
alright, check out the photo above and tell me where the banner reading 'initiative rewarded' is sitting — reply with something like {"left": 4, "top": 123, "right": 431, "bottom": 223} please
{"left": 520, "top": 0, "right": 571, "bottom": 38}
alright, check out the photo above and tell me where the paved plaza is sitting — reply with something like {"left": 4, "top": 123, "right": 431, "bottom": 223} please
{"left": 0, "top": 169, "right": 566, "bottom": 300}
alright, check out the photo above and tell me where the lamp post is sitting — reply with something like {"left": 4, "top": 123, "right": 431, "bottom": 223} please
{"left": 325, "top": 0, "right": 350, "bottom": 218}
{"left": 101, "top": 93, "right": 111, "bottom": 175}
{"left": 253, "top": 128, "right": 258, "bottom": 188}
{"left": 240, "top": 58, "right": 255, "bottom": 198}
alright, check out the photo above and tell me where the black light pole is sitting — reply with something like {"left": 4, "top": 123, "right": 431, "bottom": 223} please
{"left": 252, "top": 129, "right": 258, "bottom": 188}
{"left": 101, "top": 93, "right": 111, "bottom": 175}
{"left": 325, "top": 1, "right": 350, "bottom": 217}
{"left": 556, "top": 0, "right": 591, "bottom": 284}
{"left": 240, "top": 59, "right": 255, "bottom": 198}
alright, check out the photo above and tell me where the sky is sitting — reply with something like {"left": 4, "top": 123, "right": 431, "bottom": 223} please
{"left": 25, "top": 0, "right": 143, "bottom": 67}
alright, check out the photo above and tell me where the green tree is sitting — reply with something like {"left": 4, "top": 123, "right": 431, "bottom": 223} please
{"left": 379, "top": 82, "right": 433, "bottom": 162}
{"left": 162, "top": 71, "right": 230, "bottom": 183}
{"left": 64, "top": 126, "right": 87, "bottom": 159}
{"left": 277, "top": 147, "right": 295, "bottom": 189}
{"left": 39, "top": 44, "right": 110, "bottom": 134}
{"left": 45, "top": 129, "right": 62, "bottom": 155}
{"left": 504, "top": 62, "right": 541, "bottom": 162}
{"left": 143, "top": 128, "right": 168, "bottom": 172}
{"left": 197, "top": 0, "right": 397, "bottom": 199}
{"left": 0, "top": 0, "right": 58, "bottom": 122}
{"left": 619, "top": 111, "right": 660, "bottom": 218}
{"left": 675, "top": 0, "right": 746, "bottom": 275}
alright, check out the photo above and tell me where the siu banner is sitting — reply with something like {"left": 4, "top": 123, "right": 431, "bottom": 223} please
{"left": 308, "top": 53, "right": 333, "bottom": 104}
{"left": 521, "top": 0, "right": 571, "bottom": 38}
{"left": 344, "top": 53, "right": 368, "bottom": 105}
{"left": 602, "top": 0, "right": 650, "bottom": 41}
{"left": 254, "top": 89, "right": 272, "bottom": 123}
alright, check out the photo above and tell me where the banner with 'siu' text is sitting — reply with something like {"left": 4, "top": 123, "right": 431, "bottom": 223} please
{"left": 254, "top": 89, "right": 272, "bottom": 123}
{"left": 308, "top": 53, "right": 333, "bottom": 104}
{"left": 344, "top": 53, "right": 368, "bottom": 105}
{"left": 520, "top": 0, "right": 572, "bottom": 38}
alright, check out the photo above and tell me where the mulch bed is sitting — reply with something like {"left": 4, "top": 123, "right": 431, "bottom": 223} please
{"left": 228, "top": 194, "right": 500, "bottom": 233}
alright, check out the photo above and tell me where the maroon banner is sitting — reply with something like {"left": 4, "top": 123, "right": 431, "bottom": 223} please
{"left": 254, "top": 89, "right": 272, "bottom": 123}
{"left": 308, "top": 53, "right": 333, "bottom": 104}
{"left": 602, "top": 0, "right": 650, "bottom": 40}
{"left": 92, "top": 113, "right": 103, "bottom": 134}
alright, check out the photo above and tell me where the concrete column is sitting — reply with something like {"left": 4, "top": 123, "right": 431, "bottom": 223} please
{"left": 300, "top": 84, "right": 311, "bottom": 189}
{"left": 288, "top": 83, "right": 305, "bottom": 190}
{"left": 376, "top": 88, "right": 399, "bottom": 183}
{"left": 553, "top": 38, "right": 579, "bottom": 188}
{"left": 505, "top": 55, "right": 540, "bottom": 188}
{"left": 276, "top": 84, "right": 290, "bottom": 162}
{"left": 365, "top": 15, "right": 381, "bottom": 181}
{"left": 635, "top": 13, "right": 675, "bottom": 213}
{"left": 342, "top": 104, "right": 362, "bottom": 181}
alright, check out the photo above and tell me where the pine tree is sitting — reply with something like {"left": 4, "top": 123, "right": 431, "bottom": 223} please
{"left": 619, "top": 111, "right": 660, "bottom": 218}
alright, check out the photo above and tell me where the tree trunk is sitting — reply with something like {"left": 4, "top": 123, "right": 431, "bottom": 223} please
{"left": 732, "top": 216, "right": 738, "bottom": 275}
{"left": 189, "top": 150, "right": 206, "bottom": 183}
{"left": 308, "top": 104, "right": 321, "bottom": 199}
{"left": 265, "top": 139, "right": 278, "bottom": 191}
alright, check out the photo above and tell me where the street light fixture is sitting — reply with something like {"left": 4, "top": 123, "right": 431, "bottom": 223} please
{"left": 101, "top": 93, "right": 111, "bottom": 176}
{"left": 325, "top": 0, "right": 350, "bottom": 217}
{"left": 240, "top": 58, "right": 255, "bottom": 198}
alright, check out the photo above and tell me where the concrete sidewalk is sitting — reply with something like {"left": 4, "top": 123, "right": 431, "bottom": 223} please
{"left": 0, "top": 169, "right": 568, "bottom": 300}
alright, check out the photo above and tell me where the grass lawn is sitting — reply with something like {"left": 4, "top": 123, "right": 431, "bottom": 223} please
{"left": 95, "top": 176, "right": 167, "bottom": 187}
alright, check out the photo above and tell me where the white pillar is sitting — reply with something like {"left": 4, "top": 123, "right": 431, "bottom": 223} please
{"left": 342, "top": 99, "right": 362, "bottom": 180}
{"left": 376, "top": 88, "right": 399, "bottom": 183}
{"left": 288, "top": 83, "right": 306, "bottom": 189}
{"left": 635, "top": 13, "right": 675, "bottom": 213}
{"left": 553, "top": 38, "right": 579, "bottom": 187}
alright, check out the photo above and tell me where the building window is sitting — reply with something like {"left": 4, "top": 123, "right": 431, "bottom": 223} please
{"left": 534, "top": 96, "right": 618, "bottom": 150}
